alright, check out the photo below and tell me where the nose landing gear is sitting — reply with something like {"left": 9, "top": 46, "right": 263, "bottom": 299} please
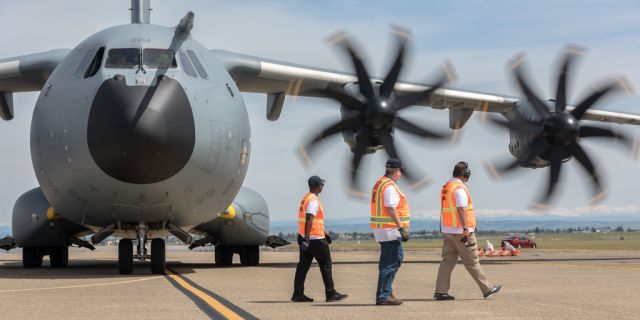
{"left": 116, "top": 222, "right": 166, "bottom": 275}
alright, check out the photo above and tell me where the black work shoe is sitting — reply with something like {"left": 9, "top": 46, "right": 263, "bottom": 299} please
{"left": 291, "top": 294, "right": 314, "bottom": 302}
{"left": 376, "top": 296, "right": 403, "bottom": 306}
{"left": 434, "top": 293, "right": 455, "bottom": 301}
{"left": 483, "top": 285, "right": 502, "bottom": 299}
{"left": 326, "top": 292, "right": 348, "bottom": 302}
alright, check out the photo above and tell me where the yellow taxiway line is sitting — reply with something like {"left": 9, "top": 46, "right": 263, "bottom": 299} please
{"left": 165, "top": 269, "right": 249, "bottom": 320}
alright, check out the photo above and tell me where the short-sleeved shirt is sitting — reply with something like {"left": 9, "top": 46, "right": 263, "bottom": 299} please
{"left": 373, "top": 183, "right": 402, "bottom": 242}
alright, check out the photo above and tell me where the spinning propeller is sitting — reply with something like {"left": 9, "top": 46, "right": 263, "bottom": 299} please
{"left": 298, "top": 27, "right": 456, "bottom": 194}
{"left": 485, "top": 46, "right": 636, "bottom": 207}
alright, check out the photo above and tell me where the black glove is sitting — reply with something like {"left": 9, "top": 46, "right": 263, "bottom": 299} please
{"left": 325, "top": 233, "right": 332, "bottom": 245}
{"left": 300, "top": 237, "right": 310, "bottom": 252}
{"left": 399, "top": 227, "right": 409, "bottom": 242}
{"left": 460, "top": 229, "right": 469, "bottom": 243}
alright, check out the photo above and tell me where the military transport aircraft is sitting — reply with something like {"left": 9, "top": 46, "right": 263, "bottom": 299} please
{"left": 0, "top": 0, "right": 638, "bottom": 274}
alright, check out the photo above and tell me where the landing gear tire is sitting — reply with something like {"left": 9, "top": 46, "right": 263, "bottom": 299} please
{"left": 215, "top": 245, "right": 233, "bottom": 266}
{"left": 239, "top": 246, "right": 260, "bottom": 266}
{"left": 23, "top": 247, "right": 43, "bottom": 268}
{"left": 151, "top": 238, "right": 166, "bottom": 274}
{"left": 118, "top": 239, "right": 134, "bottom": 275}
{"left": 50, "top": 246, "right": 69, "bottom": 268}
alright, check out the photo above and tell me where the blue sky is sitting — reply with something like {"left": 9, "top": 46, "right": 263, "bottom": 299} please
{"left": 1, "top": 0, "right": 640, "bottom": 225}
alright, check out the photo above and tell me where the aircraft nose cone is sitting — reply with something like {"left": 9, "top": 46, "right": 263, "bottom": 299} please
{"left": 87, "top": 75, "right": 195, "bottom": 184}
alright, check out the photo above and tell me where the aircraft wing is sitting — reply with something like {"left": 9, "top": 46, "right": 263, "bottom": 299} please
{"left": 211, "top": 49, "right": 640, "bottom": 128}
{"left": 0, "top": 49, "right": 70, "bottom": 120}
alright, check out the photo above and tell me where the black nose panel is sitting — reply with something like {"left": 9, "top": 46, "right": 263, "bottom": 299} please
{"left": 88, "top": 76, "right": 195, "bottom": 184}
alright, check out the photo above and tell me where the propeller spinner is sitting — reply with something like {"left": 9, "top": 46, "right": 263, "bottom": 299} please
{"left": 298, "top": 27, "right": 456, "bottom": 194}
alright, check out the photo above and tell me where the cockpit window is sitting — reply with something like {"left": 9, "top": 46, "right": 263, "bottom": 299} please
{"left": 143, "top": 49, "right": 177, "bottom": 69}
{"left": 186, "top": 50, "right": 209, "bottom": 79}
{"left": 105, "top": 48, "right": 140, "bottom": 68}
{"left": 84, "top": 47, "right": 105, "bottom": 78}
{"left": 73, "top": 49, "right": 96, "bottom": 78}
{"left": 179, "top": 50, "right": 197, "bottom": 77}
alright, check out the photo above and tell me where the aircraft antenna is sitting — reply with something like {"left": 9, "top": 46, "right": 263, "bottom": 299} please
{"left": 131, "top": 0, "right": 151, "bottom": 24}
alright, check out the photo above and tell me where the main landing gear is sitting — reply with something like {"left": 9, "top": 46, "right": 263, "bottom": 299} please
{"left": 214, "top": 245, "right": 260, "bottom": 266}
{"left": 22, "top": 246, "right": 69, "bottom": 268}
{"left": 117, "top": 222, "right": 166, "bottom": 275}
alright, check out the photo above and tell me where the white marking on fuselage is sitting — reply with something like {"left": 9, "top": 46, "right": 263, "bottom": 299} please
{"left": 0, "top": 60, "right": 20, "bottom": 79}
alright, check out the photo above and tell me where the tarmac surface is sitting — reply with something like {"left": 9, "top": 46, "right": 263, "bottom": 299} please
{"left": 1, "top": 246, "right": 639, "bottom": 319}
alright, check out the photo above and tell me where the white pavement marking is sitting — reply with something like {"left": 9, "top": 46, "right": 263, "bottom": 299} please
{"left": 0, "top": 276, "right": 163, "bottom": 293}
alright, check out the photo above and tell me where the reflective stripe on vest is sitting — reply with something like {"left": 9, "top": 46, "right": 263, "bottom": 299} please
{"left": 440, "top": 180, "right": 476, "bottom": 228}
{"left": 297, "top": 192, "right": 325, "bottom": 237}
{"left": 370, "top": 176, "right": 410, "bottom": 229}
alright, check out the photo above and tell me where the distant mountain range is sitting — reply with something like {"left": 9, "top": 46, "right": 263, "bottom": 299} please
{"left": 270, "top": 213, "right": 640, "bottom": 234}
{"left": 2, "top": 213, "right": 639, "bottom": 236}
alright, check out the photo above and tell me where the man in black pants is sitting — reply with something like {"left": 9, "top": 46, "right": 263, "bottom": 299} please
{"left": 291, "top": 176, "right": 348, "bottom": 303}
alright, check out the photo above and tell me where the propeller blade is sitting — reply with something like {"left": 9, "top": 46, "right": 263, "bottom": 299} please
{"left": 393, "top": 116, "right": 448, "bottom": 140}
{"left": 566, "top": 141, "right": 604, "bottom": 202}
{"left": 570, "top": 79, "right": 628, "bottom": 120}
{"left": 488, "top": 115, "right": 541, "bottom": 133}
{"left": 579, "top": 125, "right": 637, "bottom": 154}
{"left": 539, "top": 145, "right": 564, "bottom": 205}
{"left": 349, "top": 130, "right": 372, "bottom": 194}
{"left": 299, "top": 116, "right": 362, "bottom": 166}
{"left": 483, "top": 157, "right": 521, "bottom": 180}
{"left": 484, "top": 136, "right": 548, "bottom": 179}
{"left": 379, "top": 130, "right": 431, "bottom": 189}
{"left": 394, "top": 61, "right": 455, "bottom": 111}
{"left": 310, "top": 87, "right": 363, "bottom": 111}
{"left": 335, "top": 37, "right": 375, "bottom": 98}
{"left": 510, "top": 54, "right": 550, "bottom": 118}
{"left": 379, "top": 26, "right": 409, "bottom": 98}
{"left": 554, "top": 46, "right": 585, "bottom": 113}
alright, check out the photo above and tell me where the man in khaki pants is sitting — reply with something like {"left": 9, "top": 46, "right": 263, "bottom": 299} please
{"left": 434, "top": 162, "right": 501, "bottom": 300}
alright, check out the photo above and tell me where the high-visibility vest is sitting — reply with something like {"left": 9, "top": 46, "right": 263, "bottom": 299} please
{"left": 370, "top": 176, "right": 410, "bottom": 229}
{"left": 297, "top": 192, "right": 325, "bottom": 237}
{"left": 440, "top": 180, "right": 476, "bottom": 229}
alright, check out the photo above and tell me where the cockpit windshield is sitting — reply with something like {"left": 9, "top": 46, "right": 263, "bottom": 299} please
{"left": 105, "top": 48, "right": 177, "bottom": 69}
{"left": 105, "top": 48, "right": 140, "bottom": 68}
{"left": 143, "top": 49, "right": 176, "bottom": 69}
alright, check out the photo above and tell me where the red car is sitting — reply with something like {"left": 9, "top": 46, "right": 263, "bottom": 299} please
{"left": 502, "top": 236, "right": 537, "bottom": 248}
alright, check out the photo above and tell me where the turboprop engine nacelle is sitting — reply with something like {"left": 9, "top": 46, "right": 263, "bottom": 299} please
{"left": 196, "top": 186, "right": 269, "bottom": 246}
{"left": 12, "top": 188, "right": 90, "bottom": 247}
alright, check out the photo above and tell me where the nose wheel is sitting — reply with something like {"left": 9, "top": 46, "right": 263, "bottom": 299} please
{"left": 117, "top": 223, "right": 166, "bottom": 274}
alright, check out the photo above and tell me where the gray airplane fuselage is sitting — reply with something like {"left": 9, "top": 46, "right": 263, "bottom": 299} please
{"left": 30, "top": 24, "right": 250, "bottom": 237}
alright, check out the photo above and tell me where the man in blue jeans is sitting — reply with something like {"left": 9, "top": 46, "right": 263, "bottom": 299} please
{"left": 370, "top": 159, "right": 410, "bottom": 306}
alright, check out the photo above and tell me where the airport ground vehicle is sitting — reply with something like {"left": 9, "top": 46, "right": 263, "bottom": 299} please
{"left": 502, "top": 236, "right": 537, "bottom": 248}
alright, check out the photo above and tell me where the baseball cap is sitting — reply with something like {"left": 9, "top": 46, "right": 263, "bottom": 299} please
{"left": 385, "top": 158, "right": 402, "bottom": 169}
{"left": 308, "top": 175, "right": 326, "bottom": 187}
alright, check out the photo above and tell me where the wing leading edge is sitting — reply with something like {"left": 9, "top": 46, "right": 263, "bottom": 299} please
{"left": 210, "top": 49, "right": 640, "bottom": 127}
{"left": 0, "top": 49, "right": 70, "bottom": 120}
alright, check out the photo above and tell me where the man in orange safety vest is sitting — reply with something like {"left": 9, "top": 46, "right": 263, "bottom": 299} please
{"left": 291, "top": 175, "right": 348, "bottom": 303}
{"left": 371, "top": 159, "right": 410, "bottom": 306}
{"left": 434, "top": 161, "right": 502, "bottom": 300}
